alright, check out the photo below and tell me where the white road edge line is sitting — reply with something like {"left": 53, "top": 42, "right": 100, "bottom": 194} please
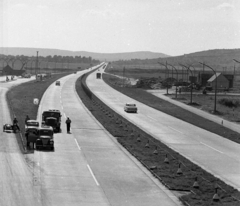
{"left": 146, "top": 115, "right": 157, "bottom": 121}
{"left": 74, "top": 139, "right": 81, "bottom": 150}
{"left": 87, "top": 164, "right": 99, "bottom": 186}
{"left": 168, "top": 126, "right": 183, "bottom": 134}
{"left": 200, "top": 142, "right": 223, "bottom": 154}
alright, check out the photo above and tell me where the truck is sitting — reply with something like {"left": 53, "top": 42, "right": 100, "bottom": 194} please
{"left": 25, "top": 120, "right": 40, "bottom": 147}
{"left": 96, "top": 73, "right": 101, "bottom": 79}
{"left": 42, "top": 109, "right": 61, "bottom": 132}
{"left": 35, "top": 126, "right": 54, "bottom": 150}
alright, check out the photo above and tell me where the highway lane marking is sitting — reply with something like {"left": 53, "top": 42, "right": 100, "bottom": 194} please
{"left": 146, "top": 115, "right": 157, "bottom": 121}
{"left": 74, "top": 138, "right": 81, "bottom": 150}
{"left": 168, "top": 126, "right": 183, "bottom": 134}
{"left": 200, "top": 142, "right": 223, "bottom": 154}
{"left": 87, "top": 164, "right": 99, "bottom": 186}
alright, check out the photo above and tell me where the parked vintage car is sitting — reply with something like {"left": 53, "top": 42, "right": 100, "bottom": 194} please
{"left": 124, "top": 103, "right": 138, "bottom": 113}
{"left": 25, "top": 120, "right": 39, "bottom": 130}
{"left": 3, "top": 124, "right": 13, "bottom": 133}
{"left": 55, "top": 81, "right": 60, "bottom": 86}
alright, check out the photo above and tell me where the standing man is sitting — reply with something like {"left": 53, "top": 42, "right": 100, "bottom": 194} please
{"left": 65, "top": 117, "right": 71, "bottom": 133}
{"left": 25, "top": 115, "right": 30, "bottom": 125}
{"left": 13, "top": 117, "right": 20, "bottom": 131}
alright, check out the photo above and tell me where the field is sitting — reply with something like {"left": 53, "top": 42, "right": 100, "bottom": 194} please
{"left": 164, "top": 91, "right": 240, "bottom": 123}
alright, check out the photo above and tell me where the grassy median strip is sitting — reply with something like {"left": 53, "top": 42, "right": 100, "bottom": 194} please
{"left": 75, "top": 72, "right": 240, "bottom": 206}
{"left": 7, "top": 73, "right": 71, "bottom": 152}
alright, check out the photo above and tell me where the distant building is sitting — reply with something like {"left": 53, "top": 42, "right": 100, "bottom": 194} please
{"left": 2, "top": 65, "right": 25, "bottom": 76}
{"left": 207, "top": 73, "right": 229, "bottom": 90}
{"left": 198, "top": 72, "right": 233, "bottom": 88}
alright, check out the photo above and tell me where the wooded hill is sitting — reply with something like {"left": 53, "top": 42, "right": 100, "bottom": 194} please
{"left": 0, "top": 47, "right": 169, "bottom": 61}
{"left": 112, "top": 49, "right": 240, "bottom": 72}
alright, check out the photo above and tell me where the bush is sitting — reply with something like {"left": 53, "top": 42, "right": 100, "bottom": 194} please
{"left": 218, "top": 98, "right": 239, "bottom": 108}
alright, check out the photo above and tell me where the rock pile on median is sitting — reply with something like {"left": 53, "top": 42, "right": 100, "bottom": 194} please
{"left": 136, "top": 77, "right": 163, "bottom": 89}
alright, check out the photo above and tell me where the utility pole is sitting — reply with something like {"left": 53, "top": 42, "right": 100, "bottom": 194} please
{"left": 35, "top": 51, "right": 39, "bottom": 76}
{"left": 199, "top": 62, "right": 217, "bottom": 113}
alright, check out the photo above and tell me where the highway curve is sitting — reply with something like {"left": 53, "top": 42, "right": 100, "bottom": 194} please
{"left": 26, "top": 68, "right": 182, "bottom": 206}
{"left": 0, "top": 76, "right": 41, "bottom": 206}
{"left": 86, "top": 68, "right": 240, "bottom": 191}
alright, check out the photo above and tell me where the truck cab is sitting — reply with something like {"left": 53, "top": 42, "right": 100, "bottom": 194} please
{"left": 96, "top": 73, "right": 101, "bottom": 79}
{"left": 42, "top": 109, "right": 61, "bottom": 132}
{"left": 36, "top": 126, "right": 54, "bottom": 150}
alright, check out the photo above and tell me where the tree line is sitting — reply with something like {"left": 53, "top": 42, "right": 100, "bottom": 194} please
{"left": 0, "top": 54, "right": 100, "bottom": 64}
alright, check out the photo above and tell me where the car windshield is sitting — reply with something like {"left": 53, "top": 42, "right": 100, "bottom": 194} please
{"left": 26, "top": 121, "right": 39, "bottom": 127}
{"left": 39, "top": 129, "right": 53, "bottom": 136}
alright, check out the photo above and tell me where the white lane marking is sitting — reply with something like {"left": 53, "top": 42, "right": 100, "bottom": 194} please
{"left": 146, "top": 115, "right": 157, "bottom": 121}
{"left": 74, "top": 139, "right": 81, "bottom": 150}
{"left": 63, "top": 113, "right": 66, "bottom": 118}
{"left": 87, "top": 164, "right": 99, "bottom": 186}
{"left": 168, "top": 126, "right": 183, "bottom": 134}
{"left": 200, "top": 142, "right": 223, "bottom": 154}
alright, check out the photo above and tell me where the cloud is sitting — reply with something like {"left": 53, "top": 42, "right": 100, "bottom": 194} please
{"left": 216, "top": 2, "right": 234, "bottom": 11}
{"left": 82, "top": 8, "right": 123, "bottom": 18}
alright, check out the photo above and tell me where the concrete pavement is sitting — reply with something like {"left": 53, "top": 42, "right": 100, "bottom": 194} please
{"left": 26, "top": 69, "right": 181, "bottom": 206}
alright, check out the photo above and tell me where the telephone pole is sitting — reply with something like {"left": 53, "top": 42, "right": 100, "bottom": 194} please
{"left": 35, "top": 51, "right": 39, "bottom": 76}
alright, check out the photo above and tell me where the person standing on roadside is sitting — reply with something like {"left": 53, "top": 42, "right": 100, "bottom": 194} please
{"left": 13, "top": 117, "right": 20, "bottom": 131}
{"left": 65, "top": 117, "right": 71, "bottom": 133}
{"left": 25, "top": 115, "right": 30, "bottom": 125}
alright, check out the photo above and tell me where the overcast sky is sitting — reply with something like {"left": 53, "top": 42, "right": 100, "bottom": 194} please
{"left": 0, "top": 0, "right": 239, "bottom": 56}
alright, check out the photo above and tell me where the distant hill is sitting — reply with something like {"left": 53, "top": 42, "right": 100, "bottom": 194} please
{"left": 159, "top": 49, "right": 240, "bottom": 69}
{"left": 112, "top": 49, "right": 240, "bottom": 72}
{"left": 0, "top": 47, "right": 169, "bottom": 61}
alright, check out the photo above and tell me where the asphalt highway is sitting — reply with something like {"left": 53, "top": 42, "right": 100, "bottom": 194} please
{"left": 0, "top": 76, "right": 41, "bottom": 206}
{"left": 86, "top": 68, "right": 240, "bottom": 191}
{"left": 26, "top": 68, "right": 181, "bottom": 206}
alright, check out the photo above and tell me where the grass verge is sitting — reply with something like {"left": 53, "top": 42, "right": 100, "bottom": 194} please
{"left": 7, "top": 73, "right": 71, "bottom": 152}
{"left": 75, "top": 72, "right": 240, "bottom": 206}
